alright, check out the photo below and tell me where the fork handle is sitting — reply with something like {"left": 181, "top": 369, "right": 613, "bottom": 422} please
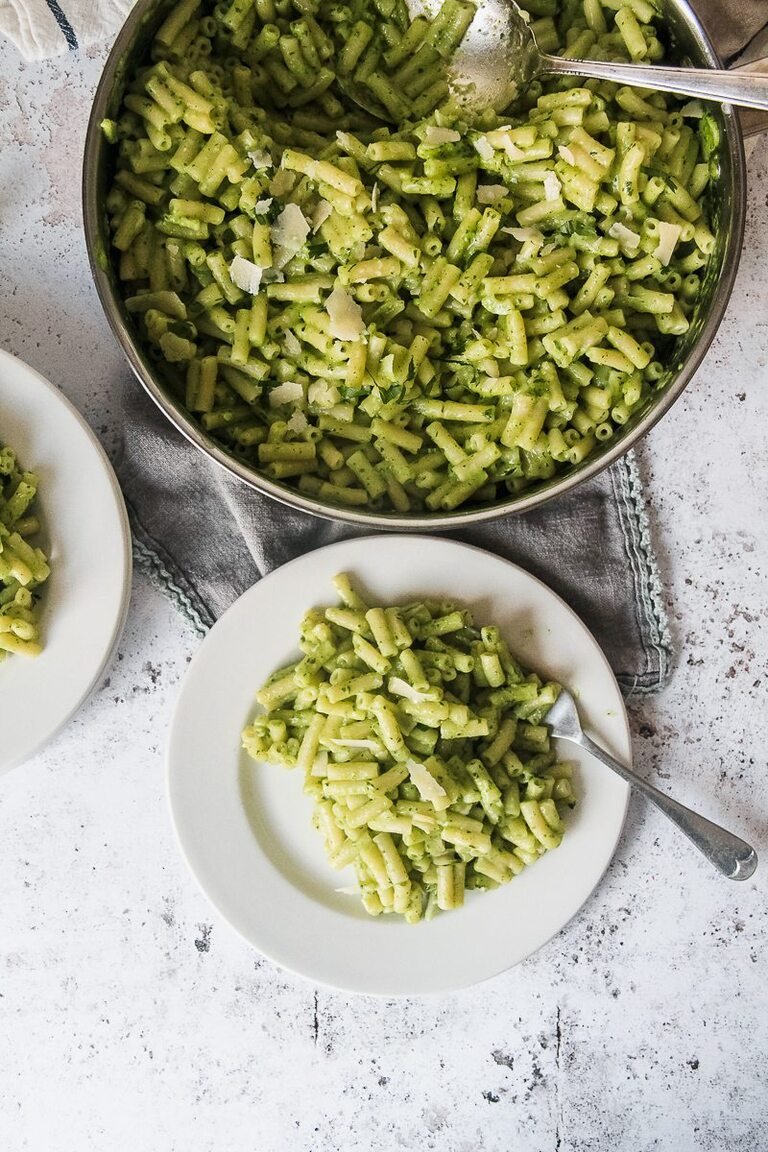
{"left": 577, "top": 732, "right": 758, "bottom": 880}
{"left": 543, "top": 54, "right": 768, "bottom": 112}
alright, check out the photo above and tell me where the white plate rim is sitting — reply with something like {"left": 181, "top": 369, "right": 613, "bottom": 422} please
{"left": 167, "top": 535, "right": 631, "bottom": 995}
{"left": 0, "top": 348, "right": 132, "bottom": 773}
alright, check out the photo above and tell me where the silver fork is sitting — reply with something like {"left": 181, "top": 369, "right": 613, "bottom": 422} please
{"left": 546, "top": 689, "right": 758, "bottom": 881}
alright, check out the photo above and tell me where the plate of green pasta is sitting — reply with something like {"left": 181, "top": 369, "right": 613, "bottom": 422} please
{"left": 167, "top": 535, "right": 630, "bottom": 994}
{"left": 0, "top": 350, "right": 132, "bottom": 774}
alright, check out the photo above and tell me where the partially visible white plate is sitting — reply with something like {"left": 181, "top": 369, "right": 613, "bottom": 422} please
{"left": 168, "top": 536, "right": 630, "bottom": 995}
{"left": 0, "top": 349, "right": 132, "bottom": 773}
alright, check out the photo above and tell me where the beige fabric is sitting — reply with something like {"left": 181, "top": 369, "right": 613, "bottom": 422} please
{"left": 695, "top": 0, "right": 768, "bottom": 62}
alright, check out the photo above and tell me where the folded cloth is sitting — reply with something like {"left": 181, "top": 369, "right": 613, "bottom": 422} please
{"left": 0, "top": 0, "right": 764, "bottom": 63}
{"left": 0, "top": 0, "right": 131, "bottom": 59}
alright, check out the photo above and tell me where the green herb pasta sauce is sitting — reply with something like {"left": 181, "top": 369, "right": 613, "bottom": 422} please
{"left": 104, "top": 0, "right": 719, "bottom": 513}
{"left": 0, "top": 442, "right": 50, "bottom": 659}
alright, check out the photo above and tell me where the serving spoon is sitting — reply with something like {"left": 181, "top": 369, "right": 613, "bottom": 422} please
{"left": 343, "top": 0, "right": 768, "bottom": 119}
{"left": 546, "top": 688, "right": 758, "bottom": 881}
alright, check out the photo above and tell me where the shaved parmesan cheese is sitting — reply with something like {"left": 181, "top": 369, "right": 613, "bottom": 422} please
{"left": 286, "top": 409, "right": 309, "bottom": 435}
{"left": 229, "top": 254, "right": 263, "bottom": 295}
{"left": 503, "top": 141, "right": 526, "bottom": 161}
{"left": 379, "top": 352, "right": 395, "bottom": 379}
{"left": 422, "top": 125, "right": 461, "bottom": 146}
{"left": 325, "top": 283, "right": 365, "bottom": 341}
{"left": 407, "top": 759, "right": 449, "bottom": 810}
{"left": 283, "top": 330, "right": 302, "bottom": 358}
{"left": 680, "top": 99, "right": 705, "bottom": 118}
{"left": 608, "top": 221, "right": 641, "bottom": 255}
{"left": 501, "top": 226, "right": 544, "bottom": 244}
{"left": 486, "top": 128, "right": 526, "bottom": 161}
{"left": 269, "top": 380, "right": 303, "bottom": 407}
{"left": 334, "top": 886, "right": 359, "bottom": 896}
{"left": 273, "top": 203, "right": 310, "bottom": 247}
{"left": 544, "top": 171, "right": 562, "bottom": 201}
{"left": 654, "top": 220, "right": 682, "bottom": 266}
{"left": 387, "top": 676, "right": 437, "bottom": 704}
{"left": 472, "top": 135, "right": 495, "bottom": 162}
{"left": 371, "top": 181, "right": 379, "bottom": 213}
{"left": 312, "top": 199, "right": 333, "bottom": 232}
{"left": 477, "top": 183, "right": 507, "bottom": 204}
{"left": 410, "top": 819, "right": 435, "bottom": 837}
{"left": 310, "top": 750, "right": 328, "bottom": 777}
{"left": 248, "top": 148, "right": 272, "bottom": 170}
{"left": 269, "top": 168, "right": 295, "bottom": 197}
{"left": 253, "top": 197, "right": 272, "bottom": 214}
{"left": 329, "top": 738, "right": 381, "bottom": 752}
{"left": 271, "top": 203, "right": 310, "bottom": 268}
{"left": 308, "top": 379, "right": 341, "bottom": 408}
{"left": 558, "top": 144, "right": 577, "bottom": 167}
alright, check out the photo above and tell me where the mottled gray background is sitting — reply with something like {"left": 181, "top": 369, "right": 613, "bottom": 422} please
{"left": 1, "top": 37, "right": 767, "bottom": 1152}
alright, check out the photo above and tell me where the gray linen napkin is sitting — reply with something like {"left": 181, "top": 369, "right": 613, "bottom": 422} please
{"left": 114, "top": 0, "right": 763, "bottom": 694}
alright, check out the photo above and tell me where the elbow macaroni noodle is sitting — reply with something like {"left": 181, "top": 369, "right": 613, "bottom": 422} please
{"left": 242, "top": 573, "right": 576, "bottom": 921}
{"left": 105, "top": 0, "right": 719, "bottom": 514}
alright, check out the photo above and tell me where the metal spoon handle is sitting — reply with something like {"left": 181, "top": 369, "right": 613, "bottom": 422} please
{"left": 543, "top": 54, "right": 768, "bottom": 112}
{"left": 575, "top": 731, "right": 758, "bottom": 880}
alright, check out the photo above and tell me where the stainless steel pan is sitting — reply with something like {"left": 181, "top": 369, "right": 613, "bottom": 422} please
{"left": 83, "top": 0, "right": 746, "bottom": 528}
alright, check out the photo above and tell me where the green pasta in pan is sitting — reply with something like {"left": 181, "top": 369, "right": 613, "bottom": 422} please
{"left": 104, "top": 0, "right": 719, "bottom": 513}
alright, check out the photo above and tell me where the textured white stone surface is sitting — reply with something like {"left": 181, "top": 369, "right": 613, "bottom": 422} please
{"left": 1, "top": 38, "right": 767, "bottom": 1152}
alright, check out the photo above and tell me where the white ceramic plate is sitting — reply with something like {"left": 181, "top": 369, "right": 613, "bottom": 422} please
{"left": 168, "top": 536, "right": 630, "bottom": 995}
{"left": 0, "top": 349, "right": 132, "bottom": 773}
